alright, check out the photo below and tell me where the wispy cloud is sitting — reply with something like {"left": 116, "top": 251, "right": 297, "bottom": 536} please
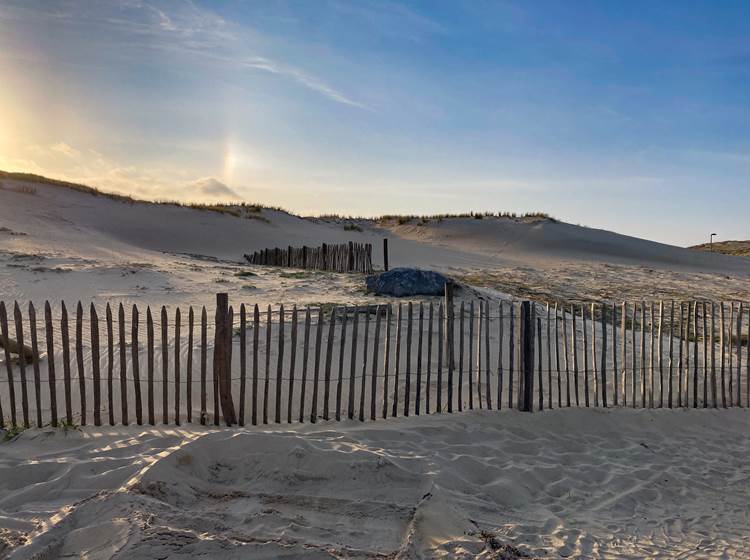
{"left": 1, "top": 0, "right": 366, "bottom": 109}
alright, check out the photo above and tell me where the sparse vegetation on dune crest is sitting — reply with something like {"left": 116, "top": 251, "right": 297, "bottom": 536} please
{"left": 1, "top": 169, "right": 555, "bottom": 226}
{"left": 0, "top": 170, "right": 279, "bottom": 221}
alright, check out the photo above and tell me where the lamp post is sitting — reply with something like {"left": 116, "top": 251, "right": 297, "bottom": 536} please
{"left": 710, "top": 233, "right": 717, "bottom": 252}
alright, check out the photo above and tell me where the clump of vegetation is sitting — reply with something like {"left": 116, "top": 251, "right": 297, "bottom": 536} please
{"left": 235, "top": 270, "right": 257, "bottom": 278}
{"left": 379, "top": 211, "right": 554, "bottom": 223}
{"left": 343, "top": 223, "right": 363, "bottom": 232}
{"left": 58, "top": 418, "right": 79, "bottom": 433}
{"left": 279, "top": 270, "right": 314, "bottom": 279}
{"left": 2, "top": 424, "right": 25, "bottom": 442}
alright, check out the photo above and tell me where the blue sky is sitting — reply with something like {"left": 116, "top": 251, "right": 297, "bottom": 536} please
{"left": 0, "top": 0, "right": 748, "bottom": 246}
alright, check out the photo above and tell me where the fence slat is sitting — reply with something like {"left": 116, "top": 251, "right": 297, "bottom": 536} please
{"left": 611, "top": 303, "right": 617, "bottom": 407}
{"left": 251, "top": 305, "right": 259, "bottom": 425}
{"left": 0, "top": 303, "right": 12, "bottom": 427}
{"left": 555, "top": 303, "right": 561, "bottom": 408}
{"left": 132, "top": 305, "right": 142, "bottom": 425}
{"left": 498, "top": 301, "right": 505, "bottom": 409}
{"left": 720, "top": 302, "right": 726, "bottom": 408}
{"left": 537, "top": 315, "right": 544, "bottom": 410}
{"left": 485, "top": 300, "right": 492, "bottom": 410}
{"left": 728, "top": 302, "right": 734, "bottom": 405}
{"left": 417, "top": 303, "right": 424, "bottom": 415}
{"left": 275, "top": 305, "right": 284, "bottom": 424}
{"left": 546, "top": 303, "right": 552, "bottom": 409}
{"left": 510, "top": 302, "right": 516, "bottom": 409}
{"left": 75, "top": 302, "right": 85, "bottom": 426}
{"left": 393, "top": 303, "right": 402, "bottom": 417}
{"left": 425, "top": 303, "right": 432, "bottom": 414}
{"left": 701, "top": 302, "right": 708, "bottom": 408}
{"left": 332, "top": 307, "right": 344, "bottom": 421}
{"left": 446, "top": 295, "right": 453, "bottom": 414}
{"left": 591, "top": 303, "right": 598, "bottom": 407}
{"left": 404, "top": 303, "right": 412, "bottom": 417}
{"left": 436, "top": 303, "right": 443, "bottom": 413}
{"left": 620, "top": 302, "right": 626, "bottom": 407}
{"left": 476, "top": 302, "right": 482, "bottom": 409}
{"left": 147, "top": 307, "right": 155, "bottom": 425}
{"left": 657, "top": 301, "right": 664, "bottom": 408}
{"left": 371, "top": 305, "right": 382, "bottom": 421}
{"left": 640, "top": 301, "right": 646, "bottom": 408}
{"left": 174, "top": 308, "right": 181, "bottom": 425}
{"left": 118, "top": 303, "right": 128, "bottom": 425}
{"left": 161, "top": 306, "right": 168, "bottom": 424}
{"left": 299, "top": 307, "right": 311, "bottom": 423}
{"left": 59, "top": 303, "right": 73, "bottom": 424}
{"left": 458, "top": 301, "right": 465, "bottom": 412}
{"left": 187, "top": 307, "right": 194, "bottom": 423}
{"left": 582, "top": 304, "right": 590, "bottom": 408}
{"left": 201, "top": 306, "right": 208, "bottom": 424}
{"left": 14, "top": 303, "right": 29, "bottom": 427}
{"left": 710, "top": 302, "right": 717, "bottom": 408}
{"left": 649, "top": 302, "right": 656, "bottom": 408}
{"left": 359, "top": 306, "right": 369, "bottom": 422}
{"left": 667, "top": 300, "right": 674, "bottom": 408}
{"left": 44, "top": 302, "right": 58, "bottom": 427}
{"left": 349, "top": 306, "right": 359, "bottom": 420}
{"left": 572, "top": 304, "right": 579, "bottom": 407}
{"left": 561, "top": 304, "right": 569, "bottom": 407}
{"left": 288, "top": 306, "right": 298, "bottom": 424}
{"left": 29, "top": 303, "right": 42, "bottom": 427}
{"left": 106, "top": 304, "right": 114, "bottom": 425}
{"left": 311, "top": 307, "right": 324, "bottom": 423}
{"left": 468, "top": 301, "right": 474, "bottom": 410}
{"left": 90, "top": 304, "right": 101, "bottom": 426}
{"left": 383, "top": 304, "right": 391, "bottom": 418}
{"left": 263, "top": 305, "right": 271, "bottom": 424}
{"left": 601, "top": 303, "right": 608, "bottom": 408}
{"left": 735, "top": 303, "right": 743, "bottom": 408}
{"left": 678, "top": 302, "right": 685, "bottom": 408}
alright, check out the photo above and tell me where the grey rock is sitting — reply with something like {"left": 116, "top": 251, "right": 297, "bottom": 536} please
{"left": 365, "top": 268, "right": 450, "bottom": 297}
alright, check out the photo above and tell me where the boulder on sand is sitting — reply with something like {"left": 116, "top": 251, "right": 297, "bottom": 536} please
{"left": 365, "top": 268, "right": 450, "bottom": 297}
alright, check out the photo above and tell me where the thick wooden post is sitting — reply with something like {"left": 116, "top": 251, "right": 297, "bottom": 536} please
{"left": 383, "top": 238, "right": 389, "bottom": 271}
{"left": 214, "top": 293, "right": 236, "bottom": 425}
{"left": 520, "top": 301, "right": 535, "bottom": 412}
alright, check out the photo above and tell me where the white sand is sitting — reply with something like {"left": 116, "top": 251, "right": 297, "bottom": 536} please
{"left": 2, "top": 409, "right": 749, "bottom": 558}
{"left": 2, "top": 178, "right": 750, "bottom": 558}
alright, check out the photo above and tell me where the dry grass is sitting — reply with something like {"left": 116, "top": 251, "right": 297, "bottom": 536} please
{"left": 691, "top": 241, "right": 750, "bottom": 258}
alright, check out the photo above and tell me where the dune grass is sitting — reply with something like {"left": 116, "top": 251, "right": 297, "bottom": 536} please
{"left": 1, "top": 169, "right": 556, "bottom": 226}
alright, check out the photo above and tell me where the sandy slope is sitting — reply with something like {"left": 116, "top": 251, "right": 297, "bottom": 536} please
{"left": 1, "top": 178, "right": 749, "bottom": 310}
{"left": 2, "top": 409, "right": 749, "bottom": 559}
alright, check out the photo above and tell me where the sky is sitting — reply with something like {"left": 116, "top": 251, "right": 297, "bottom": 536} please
{"left": 0, "top": 0, "right": 748, "bottom": 246}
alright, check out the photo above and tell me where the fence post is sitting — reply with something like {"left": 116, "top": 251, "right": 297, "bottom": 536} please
{"left": 521, "top": 301, "right": 535, "bottom": 412}
{"left": 348, "top": 241, "right": 354, "bottom": 272}
{"left": 383, "top": 238, "right": 389, "bottom": 271}
{"left": 214, "top": 293, "right": 237, "bottom": 425}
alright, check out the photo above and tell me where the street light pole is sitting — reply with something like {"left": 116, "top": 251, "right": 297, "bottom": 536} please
{"left": 710, "top": 233, "right": 717, "bottom": 252}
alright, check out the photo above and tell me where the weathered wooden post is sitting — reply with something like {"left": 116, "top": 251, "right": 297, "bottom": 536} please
{"left": 520, "top": 301, "right": 535, "bottom": 412}
{"left": 322, "top": 243, "right": 328, "bottom": 271}
{"left": 302, "top": 245, "right": 308, "bottom": 269}
{"left": 383, "top": 238, "right": 389, "bottom": 271}
{"left": 214, "top": 293, "right": 237, "bottom": 425}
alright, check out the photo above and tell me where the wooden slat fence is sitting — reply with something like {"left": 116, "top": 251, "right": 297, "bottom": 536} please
{"left": 244, "top": 242, "right": 373, "bottom": 274}
{"left": 0, "top": 296, "right": 748, "bottom": 429}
